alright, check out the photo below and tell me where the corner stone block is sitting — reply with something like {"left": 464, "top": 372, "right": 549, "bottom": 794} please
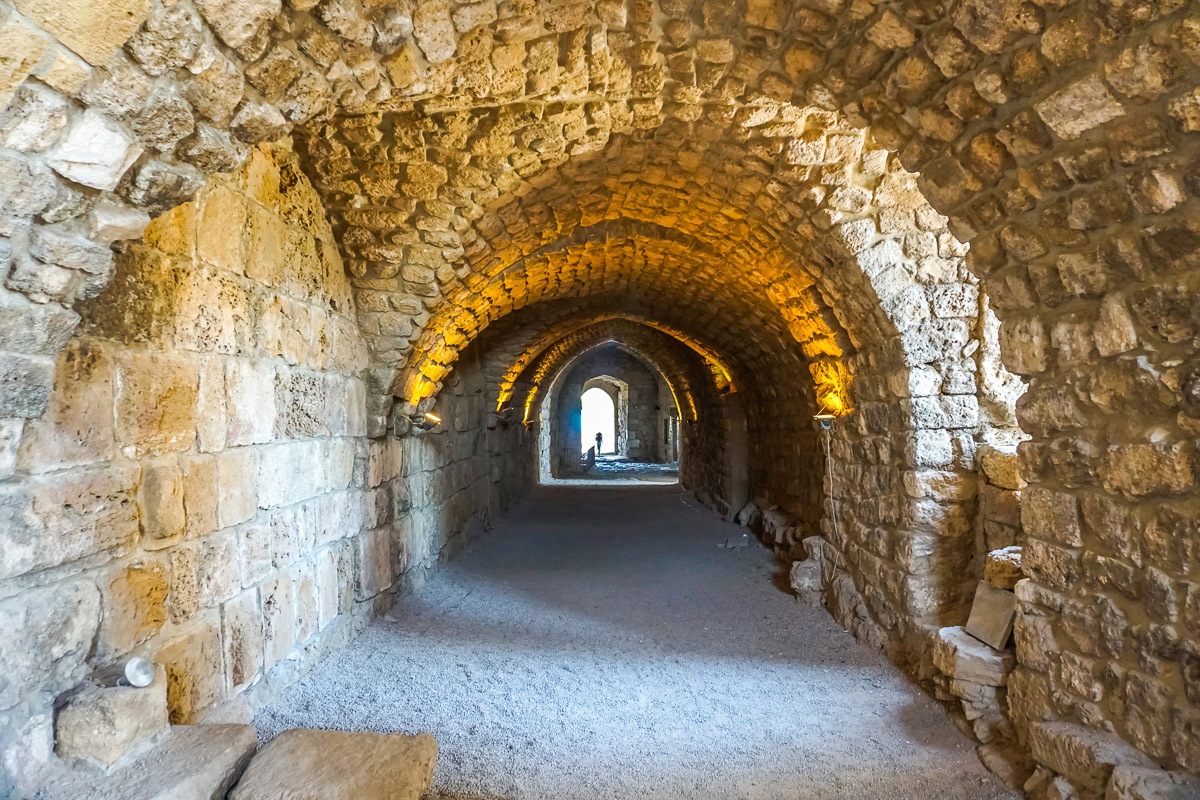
{"left": 1030, "top": 721, "right": 1155, "bottom": 793}
{"left": 932, "top": 625, "right": 1014, "bottom": 687}
{"left": 55, "top": 667, "right": 169, "bottom": 770}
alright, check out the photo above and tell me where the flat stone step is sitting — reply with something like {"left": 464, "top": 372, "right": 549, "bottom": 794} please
{"left": 35, "top": 723, "right": 257, "bottom": 800}
{"left": 229, "top": 728, "right": 437, "bottom": 800}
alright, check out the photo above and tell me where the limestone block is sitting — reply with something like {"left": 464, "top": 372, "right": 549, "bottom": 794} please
{"left": 221, "top": 588, "right": 263, "bottom": 693}
{"left": 225, "top": 360, "right": 275, "bottom": 447}
{"left": 197, "top": 185, "right": 246, "bottom": 274}
{"left": 14, "top": 0, "right": 147, "bottom": 65}
{"left": 985, "top": 547, "right": 1023, "bottom": 590}
{"left": 1035, "top": 75, "right": 1126, "bottom": 140}
{"left": 1106, "top": 765, "right": 1200, "bottom": 799}
{"left": 1029, "top": 722, "right": 1155, "bottom": 793}
{"left": 46, "top": 110, "right": 143, "bottom": 191}
{"left": 55, "top": 668, "right": 169, "bottom": 770}
{"left": 98, "top": 559, "right": 169, "bottom": 659}
{"left": 789, "top": 558, "right": 822, "bottom": 607}
{"left": 195, "top": 530, "right": 241, "bottom": 608}
{"left": 182, "top": 455, "right": 219, "bottom": 537}
{"left": 965, "top": 581, "right": 1017, "bottom": 650}
{"left": 0, "top": 16, "right": 48, "bottom": 110}
{"left": 980, "top": 446, "right": 1024, "bottom": 489}
{"left": 114, "top": 352, "right": 199, "bottom": 454}
{"left": 39, "top": 723, "right": 257, "bottom": 800}
{"left": 0, "top": 351, "right": 56, "bottom": 419}
{"left": 0, "top": 418, "right": 21, "bottom": 479}
{"left": 236, "top": 523, "right": 272, "bottom": 589}
{"left": 354, "top": 527, "right": 392, "bottom": 601}
{"left": 257, "top": 440, "right": 325, "bottom": 509}
{"left": 194, "top": 0, "right": 281, "bottom": 48}
{"left": 157, "top": 618, "right": 224, "bottom": 723}
{"left": 217, "top": 448, "right": 257, "bottom": 528}
{"left": 0, "top": 579, "right": 99, "bottom": 710}
{"left": 89, "top": 198, "right": 151, "bottom": 245}
{"left": 229, "top": 728, "right": 437, "bottom": 800}
{"left": 17, "top": 340, "right": 115, "bottom": 474}
{"left": 0, "top": 463, "right": 139, "bottom": 580}
{"left": 139, "top": 457, "right": 186, "bottom": 545}
{"left": 196, "top": 358, "right": 227, "bottom": 454}
{"left": 0, "top": 83, "right": 68, "bottom": 152}
{"left": 260, "top": 570, "right": 295, "bottom": 669}
{"left": 933, "top": 626, "right": 1014, "bottom": 687}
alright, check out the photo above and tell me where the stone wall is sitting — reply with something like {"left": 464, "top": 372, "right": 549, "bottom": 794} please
{"left": 0, "top": 144, "right": 531, "bottom": 792}
{"left": 0, "top": 0, "right": 1197, "bottom": 790}
{"left": 552, "top": 346, "right": 668, "bottom": 469}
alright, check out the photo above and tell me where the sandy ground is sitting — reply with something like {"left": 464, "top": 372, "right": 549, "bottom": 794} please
{"left": 255, "top": 484, "right": 1018, "bottom": 800}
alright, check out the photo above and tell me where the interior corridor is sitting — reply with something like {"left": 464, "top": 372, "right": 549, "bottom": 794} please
{"left": 255, "top": 485, "right": 1016, "bottom": 800}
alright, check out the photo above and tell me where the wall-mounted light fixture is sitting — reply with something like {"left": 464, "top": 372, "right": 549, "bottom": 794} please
{"left": 814, "top": 412, "right": 837, "bottom": 431}
{"left": 487, "top": 407, "right": 516, "bottom": 428}
{"left": 119, "top": 656, "right": 155, "bottom": 688}
{"left": 393, "top": 412, "right": 443, "bottom": 437}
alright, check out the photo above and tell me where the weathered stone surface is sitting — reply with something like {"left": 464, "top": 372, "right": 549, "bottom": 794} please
{"left": 1030, "top": 722, "right": 1156, "bottom": 793}
{"left": 229, "top": 728, "right": 437, "bottom": 800}
{"left": 1106, "top": 765, "right": 1200, "bottom": 799}
{"left": 0, "top": 580, "right": 99, "bottom": 710}
{"left": 55, "top": 669, "right": 169, "bottom": 770}
{"left": 14, "top": 0, "right": 149, "bottom": 65}
{"left": 46, "top": 110, "right": 143, "bottom": 191}
{"left": 933, "top": 625, "right": 1014, "bottom": 687}
{"left": 38, "top": 723, "right": 257, "bottom": 800}
{"left": 157, "top": 618, "right": 224, "bottom": 723}
{"left": 194, "top": 0, "right": 281, "bottom": 49}
{"left": 965, "top": 581, "right": 1017, "bottom": 650}
{"left": 985, "top": 547, "right": 1022, "bottom": 590}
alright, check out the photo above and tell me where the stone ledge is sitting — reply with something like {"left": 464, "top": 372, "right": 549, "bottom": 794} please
{"left": 35, "top": 723, "right": 257, "bottom": 800}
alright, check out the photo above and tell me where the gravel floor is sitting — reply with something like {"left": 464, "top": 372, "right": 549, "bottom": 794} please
{"left": 255, "top": 484, "right": 1017, "bottom": 800}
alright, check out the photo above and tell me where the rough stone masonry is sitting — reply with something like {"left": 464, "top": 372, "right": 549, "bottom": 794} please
{"left": 0, "top": 0, "right": 1197, "bottom": 796}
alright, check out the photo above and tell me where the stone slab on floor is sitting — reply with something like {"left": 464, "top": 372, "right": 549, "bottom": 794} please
{"left": 228, "top": 728, "right": 438, "bottom": 800}
{"left": 36, "top": 723, "right": 257, "bottom": 800}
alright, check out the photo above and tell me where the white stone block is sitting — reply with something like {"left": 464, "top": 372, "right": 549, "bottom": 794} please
{"left": 46, "top": 110, "right": 143, "bottom": 191}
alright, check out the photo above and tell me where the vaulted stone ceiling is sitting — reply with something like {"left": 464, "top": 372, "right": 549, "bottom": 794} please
{"left": 2, "top": 0, "right": 1199, "bottom": 790}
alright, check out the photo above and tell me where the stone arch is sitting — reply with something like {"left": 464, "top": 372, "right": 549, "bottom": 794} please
{"left": 0, "top": 0, "right": 1195, "bottom": 787}
{"left": 580, "top": 376, "right": 624, "bottom": 455}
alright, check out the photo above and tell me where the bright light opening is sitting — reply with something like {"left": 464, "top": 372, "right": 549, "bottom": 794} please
{"left": 581, "top": 387, "right": 615, "bottom": 455}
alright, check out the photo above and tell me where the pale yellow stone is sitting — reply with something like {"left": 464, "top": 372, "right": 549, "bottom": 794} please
{"left": 14, "top": 0, "right": 149, "bottom": 66}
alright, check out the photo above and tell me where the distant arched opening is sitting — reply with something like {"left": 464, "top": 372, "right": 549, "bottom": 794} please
{"left": 580, "top": 387, "right": 617, "bottom": 456}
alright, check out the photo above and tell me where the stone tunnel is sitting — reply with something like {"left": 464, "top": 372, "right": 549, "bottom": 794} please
{"left": 0, "top": 0, "right": 1198, "bottom": 796}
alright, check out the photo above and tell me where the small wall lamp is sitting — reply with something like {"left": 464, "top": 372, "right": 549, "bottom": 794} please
{"left": 814, "top": 412, "right": 837, "bottom": 432}
{"left": 394, "top": 412, "right": 442, "bottom": 437}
